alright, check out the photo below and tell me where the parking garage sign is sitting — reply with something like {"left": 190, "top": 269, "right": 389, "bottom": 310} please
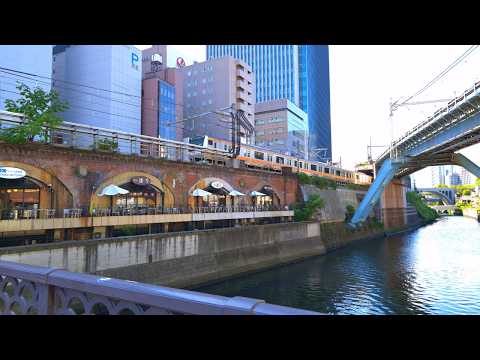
{"left": 0, "top": 167, "right": 26, "bottom": 179}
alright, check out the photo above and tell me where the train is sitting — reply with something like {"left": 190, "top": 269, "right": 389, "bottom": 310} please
{"left": 188, "top": 136, "right": 373, "bottom": 186}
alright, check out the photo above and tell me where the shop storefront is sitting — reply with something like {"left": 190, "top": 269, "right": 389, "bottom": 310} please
{"left": 253, "top": 185, "right": 280, "bottom": 208}
{"left": 202, "top": 181, "right": 230, "bottom": 207}
{"left": 114, "top": 176, "right": 164, "bottom": 209}
{"left": 0, "top": 167, "right": 52, "bottom": 219}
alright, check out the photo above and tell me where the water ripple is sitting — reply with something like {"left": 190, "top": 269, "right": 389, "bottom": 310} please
{"left": 197, "top": 217, "right": 480, "bottom": 315}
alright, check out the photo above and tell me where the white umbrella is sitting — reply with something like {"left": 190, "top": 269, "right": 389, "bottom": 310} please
{"left": 98, "top": 184, "right": 129, "bottom": 196}
{"left": 250, "top": 191, "right": 266, "bottom": 196}
{"left": 192, "top": 188, "right": 212, "bottom": 210}
{"left": 192, "top": 188, "right": 212, "bottom": 197}
{"left": 98, "top": 184, "right": 129, "bottom": 213}
{"left": 228, "top": 190, "right": 245, "bottom": 196}
{"left": 228, "top": 189, "right": 245, "bottom": 208}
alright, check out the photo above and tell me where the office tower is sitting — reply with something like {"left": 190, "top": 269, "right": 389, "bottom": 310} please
{"left": 431, "top": 165, "right": 446, "bottom": 186}
{"left": 179, "top": 56, "right": 254, "bottom": 141}
{"left": 459, "top": 167, "right": 475, "bottom": 185}
{"left": 52, "top": 45, "right": 142, "bottom": 134}
{"left": 0, "top": 45, "right": 53, "bottom": 111}
{"left": 254, "top": 99, "right": 308, "bottom": 159}
{"left": 207, "top": 45, "right": 331, "bottom": 161}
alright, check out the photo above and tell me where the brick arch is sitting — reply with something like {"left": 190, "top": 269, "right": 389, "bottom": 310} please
{"left": 187, "top": 177, "right": 235, "bottom": 208}
{"left": 0, "top": 160, "right": 74, "bottom": 210}
{"left": 188, "top": 177, "right": 235, "bottom": 195}
{"left": 90, "top": 171, "right": 175, "bottom": 210}
{"left": 251, "top": 180, "right": 282, "bottom": 206}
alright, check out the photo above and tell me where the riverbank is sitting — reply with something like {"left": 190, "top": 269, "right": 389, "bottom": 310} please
{"left": 462, "top": 208, "right": 480, "bottom": 221}
{"left": 195, "top": 216, "right": 480, "bottom": 314}
{"left": 0, "top": 220, "right": 387, "bottom": 288}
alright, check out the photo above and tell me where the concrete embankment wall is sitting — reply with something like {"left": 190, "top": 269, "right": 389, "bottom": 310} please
{"left": 300, "top": 185, "right": 367, "bottom": 222}
{"left": 0, "top": 221, "right": 384, "bottom": 288}
{"left": 462, "top": 208, "right": 480, "bottom": 221}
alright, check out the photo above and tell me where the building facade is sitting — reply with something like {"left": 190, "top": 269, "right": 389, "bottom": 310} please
{"left": 52, "top": 45, "right": 142, "bottom": 134}
{"left": 0, "top": 45, "right": 53, "bottom": 111}
{"left": 431, "top": 165, "right": 474, "bottom": 187}
{"left": 141, "top": 45, "right": 183, "bottom": 141}
{"left": 179, "top": 56, "right": 255, "bottom": 141}
{"left": 254, "top": 99, "right": 308, "bottom": 159}
{"left": 206, "top": 45, "right": 331, "bottom": 161}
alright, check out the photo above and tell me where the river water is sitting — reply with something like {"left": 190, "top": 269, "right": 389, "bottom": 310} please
{"left": 196, "top": 216, "right": 480, "bottom": 314}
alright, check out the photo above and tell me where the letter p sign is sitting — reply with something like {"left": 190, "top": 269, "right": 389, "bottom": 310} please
{"left": 132, "top": 53, "right": 139, "bottom": 65}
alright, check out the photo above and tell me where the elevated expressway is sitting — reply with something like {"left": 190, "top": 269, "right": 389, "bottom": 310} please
{"left": 350, "top": 81, "right": 480, "bottom": 226}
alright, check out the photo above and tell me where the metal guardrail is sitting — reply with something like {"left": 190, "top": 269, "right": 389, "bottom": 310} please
{"left": 377, "top": 81, "right": 480, "bottom": 163}
{"left": 0, "top": 260, "right": 320, "bottom": 315}
{"left": 0, "top": 110, "right": 231, "bottom": 163}
{"left": 0, "top": 206, "right": 289, "bottom": 221}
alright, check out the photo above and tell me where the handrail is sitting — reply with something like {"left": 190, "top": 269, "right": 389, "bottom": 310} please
{"left": 376, "top": 80, "right": 480, "bottom": 163}
{"left": 0, "top": 259, "right": 320, "bottom": 315}
{"left": 0, "top": 206, "right": 291, "bottom": 220}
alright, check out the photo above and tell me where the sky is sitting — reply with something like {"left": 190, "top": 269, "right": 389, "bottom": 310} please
{"left": 136, "top": 45, "right": 480, "bottom": 187}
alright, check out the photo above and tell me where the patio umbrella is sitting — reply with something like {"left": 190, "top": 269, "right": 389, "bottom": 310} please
{"left": 98, "top": 184, "right": 129, "bottom": 213}
{"left": 228, "top": 189, "right": 245, "bottom": 208}
{"left": 192, "top": 188, "right": 212, "bottom": 210}
{"left": 250, "top": 191, "right": 266, "bottom": 208}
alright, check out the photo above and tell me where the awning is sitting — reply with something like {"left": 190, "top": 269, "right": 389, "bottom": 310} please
{"left": 204, "top": 184, "right": 230, "bottom": 196}
{"left": 120, "top": 182, "right": 161, "bottom": 195}
{"left": 228, "top": 190, "right": 245, "bottom": 196}
{"left": 260, "top": 186, "right": 275, "bottom": 197}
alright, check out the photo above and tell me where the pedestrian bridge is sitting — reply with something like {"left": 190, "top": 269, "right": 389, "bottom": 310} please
{"left": 351, "top": 80, "right": 480, "bottom": 226}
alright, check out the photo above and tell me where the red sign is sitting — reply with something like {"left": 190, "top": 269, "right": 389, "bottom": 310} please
{"left": 176, "top": 57, "right": 186, "bottom": 68}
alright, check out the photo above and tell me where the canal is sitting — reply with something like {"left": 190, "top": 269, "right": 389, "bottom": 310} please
{"left": 196, "top": 216, "right": 480, "bottom": 314}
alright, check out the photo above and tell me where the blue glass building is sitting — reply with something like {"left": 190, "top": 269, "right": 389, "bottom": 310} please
{"left": 206, "top": 45, "right": 331, "bottom": 161}
{"left": 159, "top": 80, "right": 176, "bottom": 140}
{"left": 0, "top": 45, "right": 53, "bottom": 111}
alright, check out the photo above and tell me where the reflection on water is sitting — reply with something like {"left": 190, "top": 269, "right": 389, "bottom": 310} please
{"left": 196, "top": 217, "right": 480, "bottom": 314}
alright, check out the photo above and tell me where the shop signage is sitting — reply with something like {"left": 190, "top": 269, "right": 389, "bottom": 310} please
{"left": 0, "top": 167, "right": 26, "bottom": 179}
{"left": 211, "top": 181, "right": 223, "bottom": 189}
{"left": 263, "top": 185, "right": 273, "bottom": 192}
{"left": 131, "top": 176, "right": 151, "bottom": 186}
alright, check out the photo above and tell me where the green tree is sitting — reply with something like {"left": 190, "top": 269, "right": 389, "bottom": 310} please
{"left": 462, "top": 189, "right": 471, "bottom": 196}
{"left": 294, "top": 194, "right": 325, "bottom": 222}
{"left": 0, "top": 83, "right": 68, "bottom": 144}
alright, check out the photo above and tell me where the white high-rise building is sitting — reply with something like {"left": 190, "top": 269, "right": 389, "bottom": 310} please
{"left": 52, "top": 45, "right": 142, "bottom": 134}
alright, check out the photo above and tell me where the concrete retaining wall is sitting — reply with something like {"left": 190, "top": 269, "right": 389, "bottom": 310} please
{"left": 462, "top": 208, "right": 480, "bottom": 221}
{"left": 300, "top": 185, "right": 366, "bottom": 221}
{"left": 0, "top": 221, "right": 384, "bottom": 288}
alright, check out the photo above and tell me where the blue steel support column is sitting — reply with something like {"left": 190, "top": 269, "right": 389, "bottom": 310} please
{"left": 349, "top": 159, "right": 400, "bottom": 227}
{"left": 452, "top": 153, "right": 480, "bottom": 179}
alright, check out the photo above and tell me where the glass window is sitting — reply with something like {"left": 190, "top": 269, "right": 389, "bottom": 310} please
{"left": 187, "top": 71, "right": 192, "bottom": 77}
{"left": 208, "top": 99, "right": 212, "bottom": 105}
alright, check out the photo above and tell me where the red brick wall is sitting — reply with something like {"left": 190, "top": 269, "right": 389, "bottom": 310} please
{"left": 0, "top": 143, "right": 298, "bottom": 210}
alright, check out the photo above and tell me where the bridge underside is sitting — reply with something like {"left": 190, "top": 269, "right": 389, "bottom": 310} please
{"left": 351, "top": 83, "right": 480, "bottom": 226}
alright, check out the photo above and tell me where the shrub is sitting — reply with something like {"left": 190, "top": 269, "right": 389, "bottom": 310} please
{"left": 406, "top": 191, "right": 438, "bottom": 221}
{"left": 93, "top": 138, "right": 119, "bottom": 152}
{"left": 294, "top": 194, "right": 325, "bottom": 222}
